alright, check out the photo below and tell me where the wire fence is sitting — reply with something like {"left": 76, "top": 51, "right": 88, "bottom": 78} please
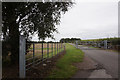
{"left": 25, "top": 42, "right": 65, "bottom": 71}
{"left": 19, "top": 35, "right": 65, "bottom": 78}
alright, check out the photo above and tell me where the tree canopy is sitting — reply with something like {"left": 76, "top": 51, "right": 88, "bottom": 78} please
{"left": 60, "top": 38, "right": 81, "bottom": 43}
{"left": 2, "top": 2, "right": 73, "bottom": 64}
{"left": 2, "top": 2, "right": 73, "bottom": 41}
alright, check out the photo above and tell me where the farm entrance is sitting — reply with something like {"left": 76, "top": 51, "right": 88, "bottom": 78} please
{"left": 19, "top": 35, "right": 65, "bottom": 78}
{"left": 77, "top": 40, "right": 112, "bottom": 50}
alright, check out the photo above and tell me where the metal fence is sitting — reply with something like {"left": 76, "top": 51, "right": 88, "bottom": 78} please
{"left": 76, "top": 40, "right": 110, "bottom": 49}
{"left": 26, "top": 42, "right": 64, "bottom": 70}
{"left": 19, "top": 35, "right": 65, "bottom": 78}
{"left": 76, "top": 40, "right": 120, "bottom": 50}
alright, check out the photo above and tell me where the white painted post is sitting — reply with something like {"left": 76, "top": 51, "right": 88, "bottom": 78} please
{"left": 19, "top": 35, "right": 26, "bottom": 78}
{"left": 104, "top": 40, "right": 107, "bottom": 49}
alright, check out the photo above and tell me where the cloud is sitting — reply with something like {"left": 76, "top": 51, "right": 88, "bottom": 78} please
{"left": 58, "top": 1, "right": 118, "bottom": 40}
{"left": 32, "top": 1, "right": 118, "bottom": 41}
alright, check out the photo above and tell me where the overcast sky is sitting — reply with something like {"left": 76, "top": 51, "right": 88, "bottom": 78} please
{"left": 32, "top": 0, "right": 119, "bottom": 42}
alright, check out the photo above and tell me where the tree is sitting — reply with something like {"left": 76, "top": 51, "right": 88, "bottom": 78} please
{"left": 2, "top": 2, "right": 73, "bottom": 64}
{"left": 60, "top": 38, "right": 81, "bottom": 43}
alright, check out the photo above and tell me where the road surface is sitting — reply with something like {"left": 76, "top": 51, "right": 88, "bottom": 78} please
{"left": 78, "top": 45, "right": 118, "bottom": 78}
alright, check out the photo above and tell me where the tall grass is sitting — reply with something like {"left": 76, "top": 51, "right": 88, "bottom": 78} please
{"left": 47, "top": 43, "right": 84, "bottom": 78}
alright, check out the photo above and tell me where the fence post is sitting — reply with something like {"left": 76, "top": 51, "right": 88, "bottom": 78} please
{"left": 52, "top": 43, "right": 53, "bottom": 56}
{"left": 61, "top": 43, "right": 62, "bottom": 51}
{"left": 55, "top": 42, "right": 56, "bottom": 55}
{"left": 42, "top": 42, "right": 43, "bottom": 61}
{"left": 76, "top": 41, "right": 78, "bottom": 48}
{"left": 98, "top": 42, "right": 101, "bottom": 48}
{"left": 51, "top": 43, "right": 53, "bottom": 57}
{"left": 64, "top": 45, "right": 65, "bottom": 51}
{"left": 59, "top": 42, "right": 60, "bottom": 53}
{"left": 58, "top": 42, "right": 59, "bottom": 53}
{"left": 61, "top": 42, "right": 62, "bottom": 51}
{"left": 47, "top": 42, "right": 49, "bottom": 58}
{"left": 19, "top": 35, "right": 26, "bottom": 78}
{"left": 104, "top": 40, "right": 107, "bottom": 49}
{"left": 57, "top": 42, "right": 58, "bottom": 55}
{"left": 53, "top": 43, "right": 54, "bottom": 56}
{"left": 33, "top": 43, "right": 35, "bottom": 66}
{"left": 60, "top": 42, "right": 62, "bottom": 52}
{"left": 59, "top": 43, "right": 60, "bottom": 52}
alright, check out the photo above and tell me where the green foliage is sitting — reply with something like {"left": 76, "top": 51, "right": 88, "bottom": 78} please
{"left": 2, "top": 2, "right": 73, "bottom": 40}
{"left": 47, "top": 43, "right": 84, "bottom": 78}
{"left": 81, "top": 37, "right": 120, "bottom": 45}
{"left": 2, "top": 2, "right": 73, "bottom": 64}
{"left": 60, "top": 38, "right": 81, "bottom": 43}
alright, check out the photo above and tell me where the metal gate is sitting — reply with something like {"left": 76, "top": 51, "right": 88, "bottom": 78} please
{"left": 78, "top": 40, "right": 110, "bottom": 50}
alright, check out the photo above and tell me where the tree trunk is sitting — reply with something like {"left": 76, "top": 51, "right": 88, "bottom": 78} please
{"left": 9, "top": 21, "right": 19, "bottom": 64}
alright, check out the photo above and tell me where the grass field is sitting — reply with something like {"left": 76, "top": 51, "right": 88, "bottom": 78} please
{"left": 47, "top": 43, "right": 84, "bottom": 78}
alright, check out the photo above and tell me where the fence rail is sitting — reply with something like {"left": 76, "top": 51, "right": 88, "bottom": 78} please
{"left": 25, "top": 42, "right": 64, "bottom": 70}
{"left": 75, "top": 40, "right": 120, "bottom": 50}
{"left": 19, "top": 35, "right": 65, "bottom": 78}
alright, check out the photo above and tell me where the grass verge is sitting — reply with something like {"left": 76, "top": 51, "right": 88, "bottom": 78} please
{"left": 47, "top": 43, "right": 84, "bottom": 78}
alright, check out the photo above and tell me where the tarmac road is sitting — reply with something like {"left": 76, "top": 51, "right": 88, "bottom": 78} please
{"left": 78, "top": 45, "right": 118, "bottom": 78}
